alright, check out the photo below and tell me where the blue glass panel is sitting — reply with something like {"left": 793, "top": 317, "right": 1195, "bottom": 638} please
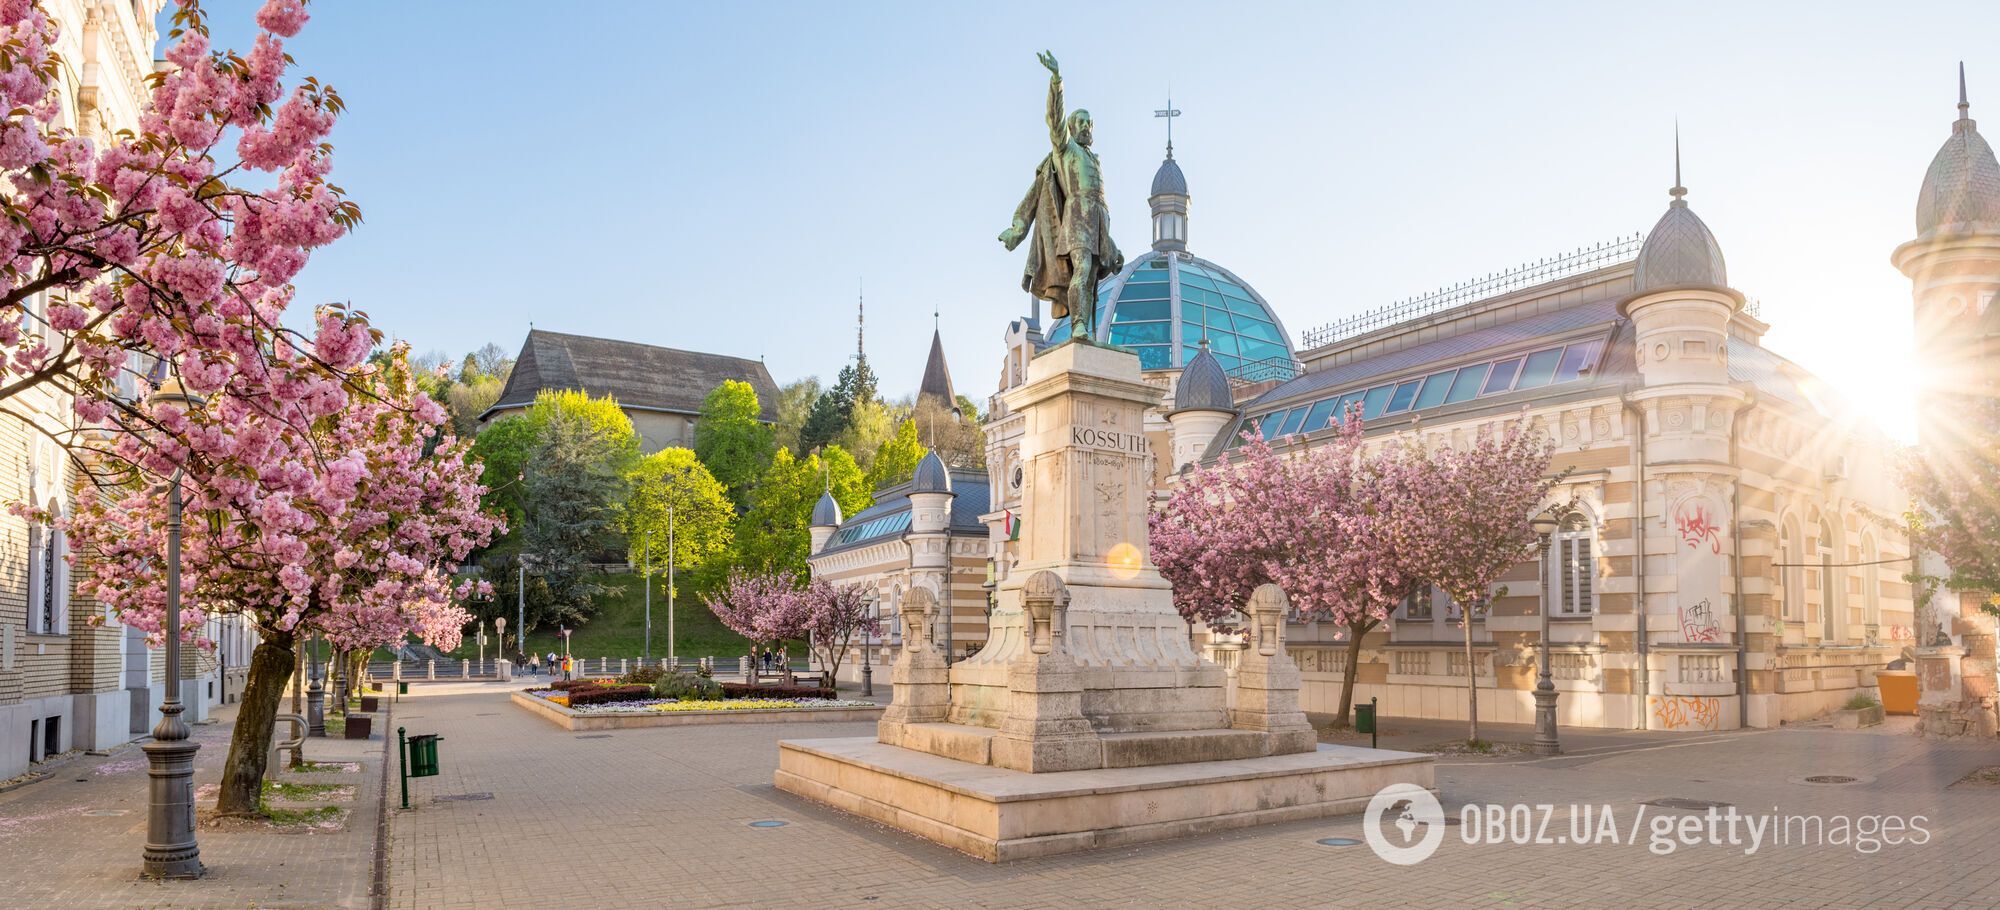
{"left": 1208, "top": 333, "right": 1240, "bottom": 356}
{"left": 1180, "top": 285, "right": 1222, "bottom": 308}
{"left": 1360, "top": 384, "right": 1394, "bottom": 420}
{"left": 1482, "top": 358, "right": 1522, "bottom": 394}
{"left": 1134, "top": 345, "right": 1171, "bottom": 370}
{"left": 1238, "top": 338, "right": 1289, "bottom": 363}
{"left": 1444, "top": 364, "right": 1486, "bottom": 403}
{"left": 1332, "top": 392, "right": 1363, "bottom": 423}
{"left": 1414, "top": 370, "right": 1456, "bottom": 409}
{"left": 1110, "top": 321, "right": 1172, "bottom": 345}
{"left": 1300, "top": 398, "right": 1339, "bottom": 433}
{"left": 1046, "top": 319, "right": 1072, "bottom": 343}
{"left": 1216, "top": 353, "right": 1244, "bottom": 373}
{"left": 1514, "top": 348, "right": 1562, "bottom": 390}
{"left": 1278, "top": 408, "right": 1309, "bottom": 436}
{"left": 1113, "top": 300, "right": 1170, "bottom": 322}
{"left": 1236, "top": 320, "right": 1286, "bottom": 344}
{"left": 1177, "top": 272, "right": 1216, "bottom": 290}
{"left": 1257, "top": 410, "right": 1289, "bottom": 438}
{"left": 1554, "top": 341, "right": 1600, "bottom": 383}
{"left": 1127, "top": 268, "right": 1170, "bottom": 283}
{"left": 1384, "top": 380, "right": 1422, "bottom": 413}
{"left": 1118, "top": 283, "right": 1171, "bottom": 301}
{"left": 1196, "top": 305, "right": 1235, "bottom": 332}
{"left": 1142, "top": 257, "right": 1169, "bottom": 270}
{"left": 1221, "top": 295, "right": 1264, "bottom": 316}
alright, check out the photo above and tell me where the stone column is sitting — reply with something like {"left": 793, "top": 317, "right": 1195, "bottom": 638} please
{"left": 1228, "top": 584, "right": 1317, "bottom": 756}
{"left": 877, "top": 586, "right": 951, "bottom": 746}
{"left": 992, "top": 572, "right": 1101, "bottom": 772}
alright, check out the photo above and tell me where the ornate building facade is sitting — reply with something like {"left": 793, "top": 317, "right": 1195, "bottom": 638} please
{"left": 971, "top": 134, "right": 1918, "bottom": 733}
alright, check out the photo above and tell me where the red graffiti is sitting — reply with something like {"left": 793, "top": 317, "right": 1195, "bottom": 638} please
{"left": 1675, "top": 501, "right": 1723, "bottom": 554}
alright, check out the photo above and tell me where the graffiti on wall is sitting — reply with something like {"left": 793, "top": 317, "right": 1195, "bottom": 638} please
{"left": 1674, "top": 500, "right": 1724, "bottom": 554}
{"left": 1652, "top": 695, "right": 1721, "bottom": 731}
{"left": 1679, "top": 598, "right": 1722, "bottom": 643}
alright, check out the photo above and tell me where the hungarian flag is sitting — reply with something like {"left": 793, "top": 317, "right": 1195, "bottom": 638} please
{"left": 1003, "top": 510, "right": 1021, "bottom": 541}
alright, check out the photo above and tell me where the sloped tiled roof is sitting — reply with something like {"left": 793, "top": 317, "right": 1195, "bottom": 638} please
{"left": 483, "top": 330, "right": 779, "bottom": 421}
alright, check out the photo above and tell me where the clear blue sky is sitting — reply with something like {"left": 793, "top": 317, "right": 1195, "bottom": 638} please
{"left": 198, "top": 1, "right": 2000, "bottom": 438}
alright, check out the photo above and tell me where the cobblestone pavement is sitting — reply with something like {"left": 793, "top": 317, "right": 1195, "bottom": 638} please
{"left": 0, "top": 700, "right": 387, "bottom": 909}
{"left": 386, "top": 683, "right": 2000, "bottom": 910}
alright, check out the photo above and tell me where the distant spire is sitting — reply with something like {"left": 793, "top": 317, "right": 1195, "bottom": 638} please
{"left": 856, "top": 278, "right": 866, "bottom": 362}
{"left": 1960, "top": 61, "right": 1972, "bottom": 122}
{"left": 1155, "top": 94, "right": 1181, "bottom": 159}
{"left": 1670, "top": 121, "right": 1687, "bottom": 201}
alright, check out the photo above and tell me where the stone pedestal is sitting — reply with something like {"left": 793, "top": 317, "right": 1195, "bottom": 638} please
{"left": 779, "top": 341, "right": 1431, "bottom": 861}
{"left": 950, "top": 342, "right": 1224, "bottom": 733}
{"left": 1227, "top": 585, "right": 1318, "bottom": 756}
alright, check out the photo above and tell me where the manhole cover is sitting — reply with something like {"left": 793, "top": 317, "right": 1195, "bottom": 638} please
{"left": 748, "top": 820, "right": 788, "bottom": 828}
{"left": 1316, "top": 837, "right": 1363, "bottom": 846}
{"left": 1804, "top": 775, "right": 1859, "bottom": 784}
{"left": 84, "top": 809, "right": 131, "bottom": 817}
{"left": 1641, "top": 798, "right": 1733, "bottom": 811}
{"left": 437, "top": 792, "right": 494, "bottom": 802}
{"left": 576, "top": 734, "right": 613, "bottom": 740}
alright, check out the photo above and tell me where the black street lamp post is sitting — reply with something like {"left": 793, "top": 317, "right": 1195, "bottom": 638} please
{"left": 141, "top": 378, "right": 203, "bottom": 879}
{"left": 1530, "top": 511, "right": 1563, "bottom": 756}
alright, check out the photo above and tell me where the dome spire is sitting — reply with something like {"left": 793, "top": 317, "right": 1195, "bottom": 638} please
{"left": 1149, "top": 97, "right": 1189, "bottom": 253}
{"left": 1671, "top": 120, "right": 1686, "bottom": 201}
{"left": 1155, "top": 93, "right": 1180, "bottom": 159}
{"left": 1633, "top": 123, "right": 1728, "bottom": 293}
{"left": 1914, "top": 62, "right": 2000, "bottom": 237}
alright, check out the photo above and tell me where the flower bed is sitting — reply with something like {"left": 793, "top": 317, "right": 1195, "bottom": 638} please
{"left": 511, "top": 688, "right": 884, "bottom": 730}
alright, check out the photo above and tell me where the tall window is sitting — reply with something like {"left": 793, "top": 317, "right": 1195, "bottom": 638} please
{"left": 1402, "top": 586, "right": 1433, "bottom": 621}
{"left": 1818, "top": 518, "right": 1839, "bottom": 640}
{"left": 1862, "top": 533, "right": 1881, "bottom": 629}
{"left": 27, "top": 500, "right": 66, "bottom": 635}
{"left": 1551, "top": 513, "right": 1594, "bottom": 616}
{"left": 1780, "top": 518, "right": 1802, "bottom": 622}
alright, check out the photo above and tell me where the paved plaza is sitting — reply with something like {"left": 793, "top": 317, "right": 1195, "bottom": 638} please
{"left": 383, "top": 683, "right": 2000, "bottom": 909}
{"left": 0, "top": 701, "right": 383, "bottom": 909}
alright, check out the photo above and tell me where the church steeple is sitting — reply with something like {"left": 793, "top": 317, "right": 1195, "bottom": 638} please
{"left": 918, "top": 325, "right": 956, "bottom": 409}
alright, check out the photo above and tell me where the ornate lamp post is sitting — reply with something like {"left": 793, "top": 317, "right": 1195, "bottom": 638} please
{"left": 861, "top": 590, "right": 877, "bottom": 698}
{"left": 142, "top": 378, "right": 204, "bottom": 879}
{"left": 1529, "top": 511, "right": 1563, "bottom": 756}
{"left": 495, "top": 616, "right": 507, "bottom": 663}
{"left": 306, "top": 634, "right": 325, "bottom": 736}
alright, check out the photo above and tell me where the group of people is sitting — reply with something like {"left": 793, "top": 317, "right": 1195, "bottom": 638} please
{"left": 525, "top": 651, "right": 573, "bottom": 680}
{"left": 758, "top": 647, "right": 789, "bottom": 672}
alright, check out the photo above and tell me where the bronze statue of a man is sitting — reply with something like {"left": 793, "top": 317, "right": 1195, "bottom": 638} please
{"left": 999, "top": 51, "right": 1123, "bottom": 340}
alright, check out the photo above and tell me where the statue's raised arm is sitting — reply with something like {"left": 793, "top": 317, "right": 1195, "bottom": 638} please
{"left": 1040, "top": 51, "right": 1065, "bottom": 150}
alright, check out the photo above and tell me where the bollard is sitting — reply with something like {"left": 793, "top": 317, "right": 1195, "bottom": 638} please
{"left": 461, "top": 659, "right": 468, "bottom": 678}
{"left": 427, "top": 660, "right": 436, "bottom": 681}
{"left": 621, "top": 659, "right": 629, "bottom": 675}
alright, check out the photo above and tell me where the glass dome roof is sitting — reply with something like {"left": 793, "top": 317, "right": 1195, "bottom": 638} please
{"left": 1045, "top": 250, "right": 1294, "bottom": 374}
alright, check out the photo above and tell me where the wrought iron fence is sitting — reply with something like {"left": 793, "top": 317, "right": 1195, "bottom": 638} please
{"left": 1300, "top": 234, "right": 1645, "bottom": 350}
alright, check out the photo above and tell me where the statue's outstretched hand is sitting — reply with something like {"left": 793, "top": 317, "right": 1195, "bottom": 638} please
{"left": 999, "top": 224, "right": 1026, "bottom": 249}
{"left": 1037, "top": 51, "right": 1059, "bottom": 76}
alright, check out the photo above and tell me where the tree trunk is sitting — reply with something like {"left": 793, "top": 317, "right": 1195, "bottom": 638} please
{"left": 217, "top": 630, "right": 296, "bottom": 817}
{"left": 1463, "top": 608, "right": 1480, "bottom": 744}
{"left": 1335, "top": 618, "right": 1377, "bottom": 728}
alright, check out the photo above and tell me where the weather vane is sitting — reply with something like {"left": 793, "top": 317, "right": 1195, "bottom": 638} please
{"left": 1155, "top": 95, "right": 1180, "bottom": 157}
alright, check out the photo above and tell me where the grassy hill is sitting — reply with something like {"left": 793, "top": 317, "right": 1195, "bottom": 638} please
{"left": 450, "top": 572, "right": 802, "bottom": 662}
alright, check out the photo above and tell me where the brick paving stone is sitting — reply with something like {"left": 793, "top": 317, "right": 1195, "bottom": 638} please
{"left": 389, "top": 682, "right": 2000, "bottom": 909}
{"left": 0, "top": 700, "right": 386, "bottom": 909}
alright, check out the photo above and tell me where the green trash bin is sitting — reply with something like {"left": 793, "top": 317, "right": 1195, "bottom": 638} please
{"left": 407, "top": 733, "right": 442, "bottom": 778}
{"left": 1355, "top": 697, "right": 1379, "bottom": 749}
{"left": 397, "top": 681, "right": 409, "bottom": 696}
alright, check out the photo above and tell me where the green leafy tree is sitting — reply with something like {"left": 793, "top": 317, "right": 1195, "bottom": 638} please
{"left": 734, "top": 446, "right": 871, "bottom": 577}
{"left": 836, "top": 396, "right": 896, "bottom": 470}
{"left": 519, "top": 390, "right": 641, "bottom": 623}
{"left": 773, "top": 377, "right": 823, "bottom": 455}
{"left": 693, "top": 380, "right": 776, "bottom": 509}
{"left": 867, "top": 419, "right": 926, "bottom": 490}
{"left": 470, "top": 414, "right": 539, "bottom": 539}
{"left": 626, "top": 448, "right": 736, "bottom": 599}
{"left": 800, "top": 358, "right": 879, "bottom": 451}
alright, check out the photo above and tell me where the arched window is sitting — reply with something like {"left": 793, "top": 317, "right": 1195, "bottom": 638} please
{"left": 1551, "top": 512, "right": 1595, "bottom": 616}
{"left": 1401, "top": 585, "right": 1434, "bottom": 621}
{"left": 1818, "top": 518, "right": 1839, "bottom": 640}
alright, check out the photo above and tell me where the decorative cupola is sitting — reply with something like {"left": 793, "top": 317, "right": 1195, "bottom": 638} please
{"left": 1166, "top": 341, "right": 1237, "bottom": 471}
{"left": 1621, "top": 132, "right": 1748, "bottom": 468}
{"left": 809, "top": 488, "right": 843, "bottom": 555}
{"left": 905, "top": 450, "right": 957, "bottom": 634}
{"left": 1150, "top": 151, "right": 1189, "bottom": 252}
{"left": 1894, "top": 63, "right": 2000, "bottom": 451}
